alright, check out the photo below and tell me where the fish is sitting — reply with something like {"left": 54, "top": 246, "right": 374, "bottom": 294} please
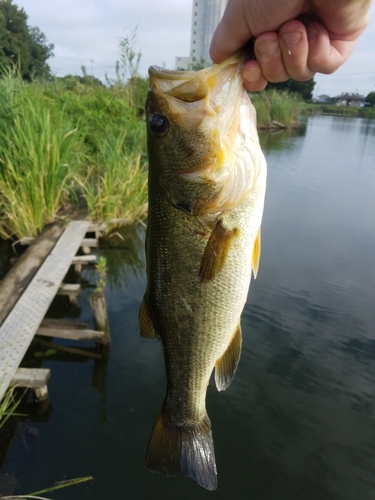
{"left": 139, "top": 51, "right": 267, "bottom": 491}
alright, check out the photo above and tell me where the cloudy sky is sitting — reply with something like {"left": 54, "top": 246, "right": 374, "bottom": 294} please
{"left": 16, "top": 0, "right": 375, "bottom": 97}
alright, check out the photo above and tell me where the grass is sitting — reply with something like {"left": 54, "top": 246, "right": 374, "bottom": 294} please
{"left": 0, "top": 88, "right": 85, "bottom": 238}
{"left": 250, "top": 90, "right": 303, "bottom": 128}
{"left": 0, "top": 68, "right": 148, "bottom": 239}
{"left": 303, "top": 103, "right": 375, "bottom": 119}
{"left": 0, "top": 62, "right": 373, "bottom": 240}
{"left": 0, "top": 387, "right": 23, "bottom": 429}
{"left": 76, "top": 132, "right": 148, "bottom": 224}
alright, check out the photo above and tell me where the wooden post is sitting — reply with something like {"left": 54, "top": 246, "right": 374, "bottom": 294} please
{"left": 90, "top": 292, "right": 110, "bottom": 345}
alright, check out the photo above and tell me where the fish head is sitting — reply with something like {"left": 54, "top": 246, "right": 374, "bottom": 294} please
{"left": 146, "top": 52, "right": 265, "bottom": 215}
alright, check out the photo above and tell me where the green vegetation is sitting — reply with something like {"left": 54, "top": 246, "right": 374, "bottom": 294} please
{"left": 250, "top": 90, "right": 304, "bottom": 128}
{"left": 0, "top": 387, "right": 23, "bottom": 428}
{"left": 0, "top": 65, "right": 148, "bottom": 239}
{"left": 0, "top": 0, "right": 53, "bottom": 80}
{"left": 303, "top": 102, "right": 375, "bottom": 119}
{"left": 365, "top": 91, "right": 375, "bottom": 107}
{"left": 267, "top": 77, "right": 316, "bottom": 101}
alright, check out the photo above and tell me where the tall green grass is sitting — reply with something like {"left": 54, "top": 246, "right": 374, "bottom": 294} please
{"left": 0, "top": 68, "right": 148, "bottom": 239}
{"left": 76, "top": 132, "right": 148, "bottom": 223}
{"left": 251, "top": 90, "right": 303, "bottom": 128}
{"left": 0, "top": 89, "right": 84, "bottom": 238}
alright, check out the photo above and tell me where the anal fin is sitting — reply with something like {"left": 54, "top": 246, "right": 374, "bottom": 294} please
{"left": 139, "top": 297, "right": 157, "bottom": 339}
{"left": 215, "top": 324, "right": 242, "bottom": 391}
{"left": 199, "top": 220, "right": 239, "bottom": 283}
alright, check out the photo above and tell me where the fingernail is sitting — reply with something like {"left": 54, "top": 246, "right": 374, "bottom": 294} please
{"left": 257, "top": 40, "right": 279, "bottom": 57}
{"left": 243, "top": 67, "right": 262, "bottom": 84}
{"left": 281, "top": 32, "right": 302, "bottom": 47}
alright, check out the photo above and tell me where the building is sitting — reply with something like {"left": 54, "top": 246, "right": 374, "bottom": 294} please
{"left": 334, "top": 93, "right": 365, "bottom": 107}
{"left": 175, "top": 0, "right": 227, "bottom": 69}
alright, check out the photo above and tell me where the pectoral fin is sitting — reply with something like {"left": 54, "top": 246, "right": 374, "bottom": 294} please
{"left": 251, "top": 227, "right": 261, "bottom": 279}
{"left": 215, "top": 324, "right": 242, "bottom": 391}
{"left": 199, "top": 221, "right": 239, "bottom": 283}
{"left": 139, "top": 297, "right": 158, "bottom": 339}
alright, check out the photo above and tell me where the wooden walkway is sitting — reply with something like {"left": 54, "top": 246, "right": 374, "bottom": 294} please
{"left": 0, "top": 221, "right": 90, "bottom": 402}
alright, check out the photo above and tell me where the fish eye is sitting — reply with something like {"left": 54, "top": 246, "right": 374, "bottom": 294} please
{"left": 149, "top": 113, "right": 169, "bottom": 135}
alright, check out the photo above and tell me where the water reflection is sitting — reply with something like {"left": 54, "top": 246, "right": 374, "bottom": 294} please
{"left": 258, "top": 125, "right": 306, "bottom": 151}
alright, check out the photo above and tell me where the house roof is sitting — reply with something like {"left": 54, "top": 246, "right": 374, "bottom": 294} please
{"left": 334, "top": 93, "right": 365, "bottom": 101}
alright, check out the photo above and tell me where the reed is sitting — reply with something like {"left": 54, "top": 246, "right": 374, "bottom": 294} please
{"left": 76, "top": 132, "right": 148, "bottom": 224}
{"left": 0, "top": 79, "right": 85, "bottom": 238}
{"left": 251, "top": 90, "right": 303, "bottom": 128}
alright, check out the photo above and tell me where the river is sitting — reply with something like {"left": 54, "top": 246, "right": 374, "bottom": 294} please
{"left": 1, "top": 115, "right": 375, "bottom": 499}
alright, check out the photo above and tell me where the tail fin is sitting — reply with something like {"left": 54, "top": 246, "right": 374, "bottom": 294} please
{"left": 145, "top": 411, "right": 217, "bottom": 491}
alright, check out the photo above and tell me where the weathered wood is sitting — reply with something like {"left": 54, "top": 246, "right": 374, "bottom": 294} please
{"left": 0, "top": 222, "right": 65, "bottom": 326}
{"left": 12, "top": 367, "right": 50, "bottom": 387}
{"left": 40, "top": 318, "right": 89, "bottom": 330}
{"left": 57, "top": 283, "right": 81, "bottom": 295}
{"left": 72, "top": 255, "right": 97, "bottom": 264}
{"left": 57, "top": 283, "right": 81, "bottom": 303}
{"left": 90, "top": 292, "right": 110, "bottom": 345}
{"left": 81, "top": 238, "right": 98, "bottom": 248}
{"left": 37, "top": 325, "right": 105, "bottom": 343}
{"left": 34, "top": 338, "right": 102, "bottom": 359}
{"left": 19, "top": 236, "right": 35, "bottom": 245}
{"left": 0, "top": 220, "right": 90, "bottom": 402}
{"left": 12, "top": 367, "right": 51, "bottom": 402}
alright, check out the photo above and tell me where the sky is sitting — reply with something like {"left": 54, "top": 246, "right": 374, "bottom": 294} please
{"left": 16, "top": 0, "right": 375, "bottom": 98}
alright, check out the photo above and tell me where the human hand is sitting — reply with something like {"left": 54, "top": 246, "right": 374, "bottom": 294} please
{"left": 210, "top": 0, "right": 373, "bottom": 91}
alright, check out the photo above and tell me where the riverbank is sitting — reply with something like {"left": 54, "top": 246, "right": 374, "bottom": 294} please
{"left": 1, "top": 72, "right": 372, "bottom": 241}
{"left": 0, "top": 71, "right": 148, "bottom": 240}
{"left": 303, "top": 103, "right": 375, "bottom": 119}
{"left": 0, "top": 74, "right": 305, "bottom": 240}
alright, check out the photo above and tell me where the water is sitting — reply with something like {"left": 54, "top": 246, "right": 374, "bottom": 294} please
{"left": 1, "top": 115, "right": 375, "bottom": 499}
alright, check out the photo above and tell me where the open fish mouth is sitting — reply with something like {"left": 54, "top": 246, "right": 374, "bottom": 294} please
{"left": 147, "top": 52, "right": 263, "bottom": 215}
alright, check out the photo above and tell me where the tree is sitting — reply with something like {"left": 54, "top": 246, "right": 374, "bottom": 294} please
{"left": 0, "top": 0, "right": 54, "bottom": 79}
{"left": 267, "top": 78, "right": 316, "bottom": 101}
{"left": 365, "top": 91, "right": 375, "bottom": 107}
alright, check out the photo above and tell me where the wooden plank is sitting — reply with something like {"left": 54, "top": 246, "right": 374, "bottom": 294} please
{"left": 34, "top": 339, "right": 102, "bottom": 359}
{"left": 12, "top": 368, "right": 50, "bottom": 388}
{"left": 19, "top": 237, "right": 35, "bottom": 246}
{"left": 0, "top": 223, "right": 65, "bottom": 326}
{"left": 38, "top": 317, "right": 104, "bottom": 342}
{"left": 40, "top": 318, "right": 89, "bottom": 330}
{"left": 81, "top": 238, "right": 98, "bottom": 248}
{"left": 12, "top": 368, "right": 51, "bottom": 402}
{"left": 72, "top": 255, "right": 97, "bottom": 264}
{"left": 36, "top": 326, "right": 105, "bottom": 343}
{"left": 0, "top": 220, "right": 90, "bottom": 402}
{"left": 57, "top": 283, "right": 81, "bottom": 295}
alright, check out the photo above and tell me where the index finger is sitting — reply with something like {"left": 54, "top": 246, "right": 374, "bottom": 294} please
{"left": 209, "top": 4, "right": 253, "bottom": 63}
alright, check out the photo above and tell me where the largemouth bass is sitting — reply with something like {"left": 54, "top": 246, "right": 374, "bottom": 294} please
{"left": 139, "top": 51, "right": 267, "bottom": 490}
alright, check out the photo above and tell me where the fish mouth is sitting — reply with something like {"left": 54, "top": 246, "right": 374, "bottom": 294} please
{"left": 148, "top": 51, "right": 263, "bottom": 215}
{"left": 148, "top": 51, "right": 246, "bottom": 105}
